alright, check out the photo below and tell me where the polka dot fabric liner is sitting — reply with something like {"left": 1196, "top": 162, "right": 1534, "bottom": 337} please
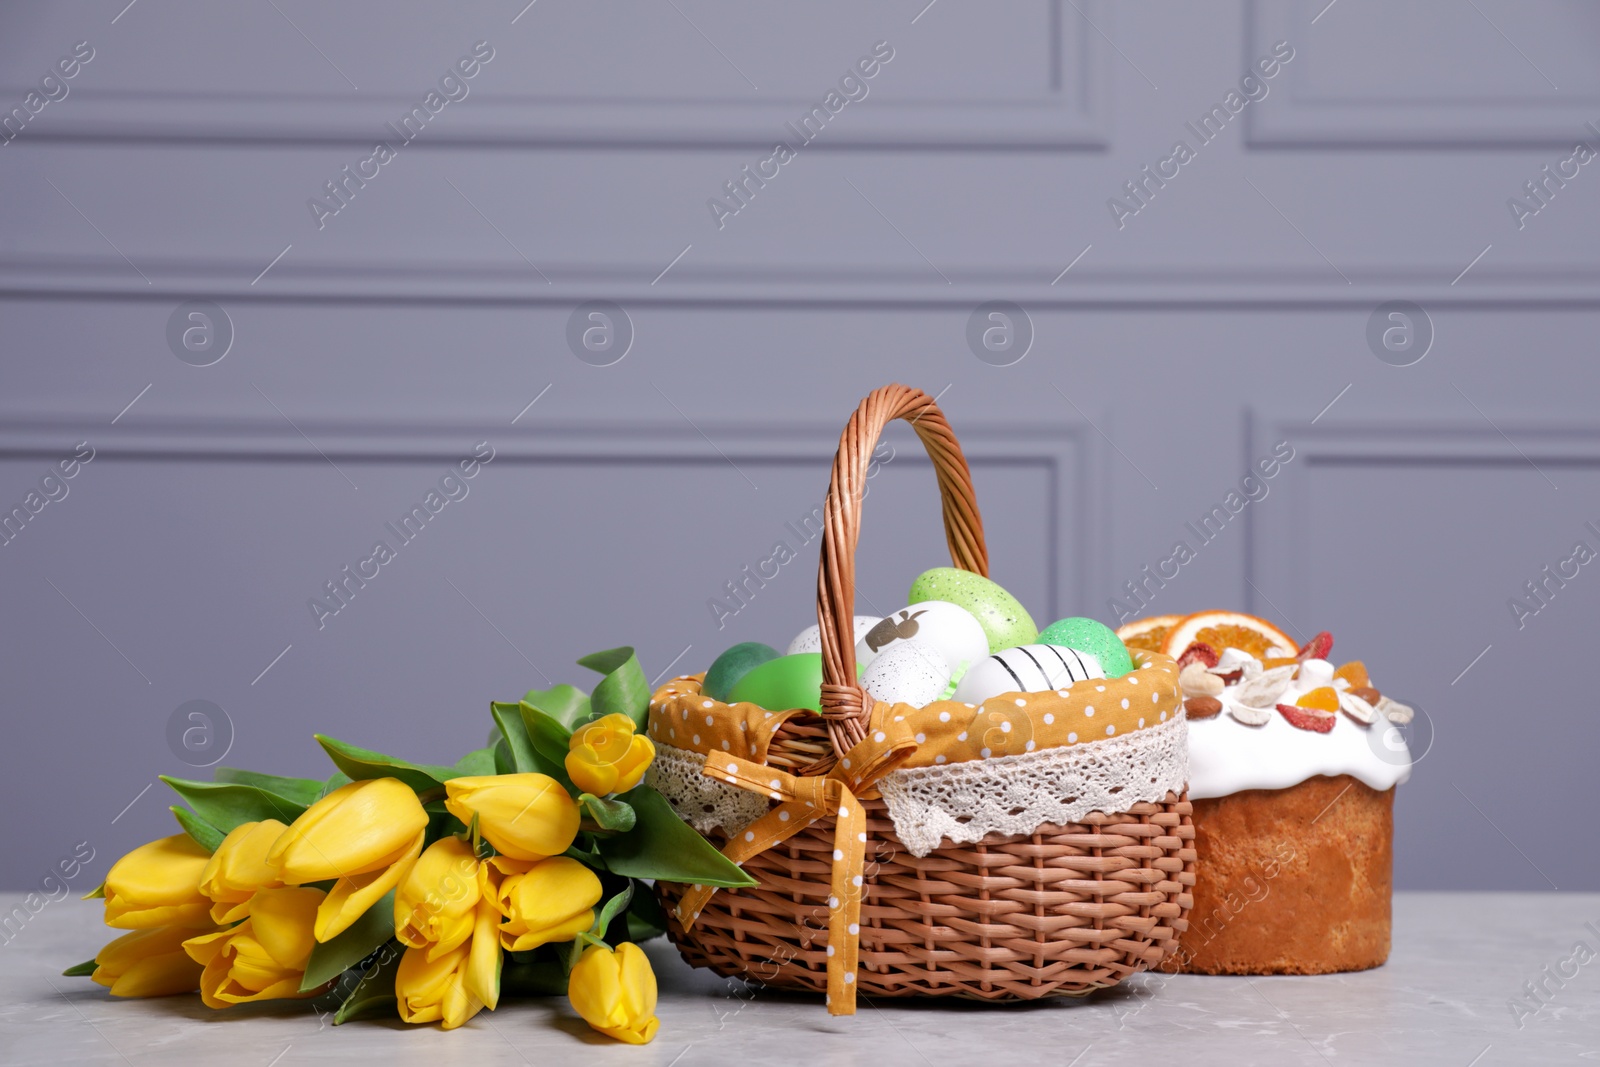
{"left": 648, "top": 648, "right": 1181, "bottom": 770}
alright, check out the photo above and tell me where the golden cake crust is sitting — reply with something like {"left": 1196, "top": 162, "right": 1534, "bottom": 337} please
{"left": 1170, "top": 774, "right": 1393, "bottom": 975}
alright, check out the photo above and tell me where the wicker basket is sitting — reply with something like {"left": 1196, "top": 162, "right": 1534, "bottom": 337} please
{"left": 653, "top": 384, "right": 1195, "bottom": 1008}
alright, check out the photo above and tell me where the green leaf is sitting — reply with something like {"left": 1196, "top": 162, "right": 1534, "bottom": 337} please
{"left": 211, "top": 768, "right": 324, "bottom": 807}
{"left": 625, "top": 886, "right": 668, "bottom": 942}
{"left": 578, "top": 793, "right": 636, "bottom": 833}
{"left": 591, "top": 882, "right": 633, "bottom": 937}
{"left": 452, "top": 746, "right": 497, "bottom": 777}
{"left": 521, "top": 683, "right": 590, "bottom": 730}
{"left": 81, "top": 881, "right": 106, "bottom": 900}
{"left": 596, "top": 785, "right": 756, "bottom": 888}
{"left": 301, "top": 890, "right": 397, "bottom": 993}
{"left": 519, "top": 704, "right": 576, "bottom": 790}
{"left": 331, "top": 943, "right": 402, "bottom": 1025}
{"left": 492, "top": 734, "right": 515, "bottom": 775}
{"left": 170, "top": 806, "right": 225, "bottom": 852}
{"left": 500, "top": 957, "right": 567, "bottom": 997}
{"left": 578, "top": 647, "right": 650, "bottom": 728}
{"left": 62, "top": 959, "right": 98, "bottom": 977}
{"left": 490, "top": 702, "right": 539, "bottom": 774}
{"left": 161, "top": 777, "right": 307, "bottom": 837}
{"left": 315, "top": 735, "right": 459, "bottom": 793}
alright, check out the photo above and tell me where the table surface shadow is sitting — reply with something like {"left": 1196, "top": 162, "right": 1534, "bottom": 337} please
{"left": 1, "top": 893, "right": 1595, "bottom": 1067}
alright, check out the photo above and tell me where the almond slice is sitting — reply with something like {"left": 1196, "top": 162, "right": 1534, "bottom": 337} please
{"left": 1337, "top": 689, "right": 1376, "bottom": 725}
{"left": 1376, "top": 696, "right": 1414, "bottom": 725}
{"left": 1233, "top": 664, "right": 1297, "bottom": 709}
{"left": 1227, "top": 701, "right": 1274, "bottom": 726}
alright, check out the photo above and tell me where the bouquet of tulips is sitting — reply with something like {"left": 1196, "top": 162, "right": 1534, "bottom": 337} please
{"left": 63, "top": 648, "right": 754, "bottom": 1041}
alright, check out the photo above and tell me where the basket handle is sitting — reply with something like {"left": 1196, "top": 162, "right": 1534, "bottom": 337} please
{"left": 816, "top": 384, "right": 988, "bottom": 757}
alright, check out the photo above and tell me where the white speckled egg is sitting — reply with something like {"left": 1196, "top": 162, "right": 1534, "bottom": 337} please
{"left": 862, "top": 640, "right": 952, "bottom": 708}
{"left": 786, "top": 615, "right": 881, "bottom": 657}
{"left": 856, "top": 600, "right": 988, "bottom": 677}
{"left": 952, "top": 644, "right": 1105, "bottom": 704}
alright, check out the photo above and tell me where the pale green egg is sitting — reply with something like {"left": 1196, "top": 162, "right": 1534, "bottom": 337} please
{"left": 1037, "top": 617, "right": 1135, "bottom": 678}
{"left": 907, "top": 567, "right": 1037, "bottom": 653}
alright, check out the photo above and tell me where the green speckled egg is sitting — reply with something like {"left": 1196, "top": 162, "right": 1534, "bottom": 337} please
{"left": 702, "top": 642, "right": 779, "bottom": 702}
{"left": 907, "top": 567, "right": 1037, "bottom": 653}
{"left": 1037, "top": 617, "right": 1135, "bottom": 678}
{"left": 726, "top": 654, "right": 865, "bottom": 712}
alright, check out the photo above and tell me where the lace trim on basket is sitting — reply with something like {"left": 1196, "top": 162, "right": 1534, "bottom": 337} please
{"left": 876, "top": 712, "right": 1189, "bottom": 857}
{"left": 647, "top": 742, "right": 770, "bottom": 835}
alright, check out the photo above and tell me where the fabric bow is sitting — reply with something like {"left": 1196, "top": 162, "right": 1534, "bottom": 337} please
{"left": 672, "top": 704, "right": 918, "bottom": 1015}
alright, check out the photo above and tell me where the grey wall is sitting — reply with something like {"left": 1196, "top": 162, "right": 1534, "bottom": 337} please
{"left": 2, "top": 0, "right": 1596, "bottom": 893}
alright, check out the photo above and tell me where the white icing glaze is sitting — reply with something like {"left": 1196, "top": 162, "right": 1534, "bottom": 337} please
{"left": 1187, "top": 651, "right": 1412, "bottom": 799}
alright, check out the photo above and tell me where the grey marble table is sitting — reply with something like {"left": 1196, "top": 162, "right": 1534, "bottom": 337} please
{"left": 2, "top": 893, "right": 1595, "bottom": 1066}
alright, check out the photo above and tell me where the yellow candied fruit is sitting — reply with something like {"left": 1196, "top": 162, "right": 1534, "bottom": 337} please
{"left": 1261, "top": 656, "right": 1298, "bottom": 672}
{"left": 1296, "top": 686, "right": 1340, "bottom": 712}
{"left": 1333, "top": 661, "right": 1369, "bottom": 689}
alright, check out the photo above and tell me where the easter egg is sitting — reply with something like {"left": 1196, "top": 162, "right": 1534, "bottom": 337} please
{"left": 1037, "top": 617, "right": 1135, "bottom": 679}
{"left": 857, "top": 600, "right": 988, "bottom": 678}
{"left": 702, "top": 642, "right": 779, "bottom": 702}
{"left": 952, "top": 644, "right": 1104, "bottom": 704}
{"left": 908, "top": 567, "right": 1037, "bottom": 653}
{"left": 727, "top": 653, "right": 863, "bottom": 713}
{"left": 862, "top": 641, "right": 952, "bottom": 709}
{"left": 786, "top": 616, "right": 881, "bottom": 657}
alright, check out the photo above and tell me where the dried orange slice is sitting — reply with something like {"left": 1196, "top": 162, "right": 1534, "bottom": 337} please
{"left": 1295, "top": 686, "right": 1340, "bottom": 712}
{"left": 1116, "top": 614, "right": 1185, "bottom": 654}
{"left": 1161, "top": 611, "right": 1297, "bottom": 662}
{"left": 1333, "top": 661, "right": 1369, "bottom": 689}
{"left": 1261, "top": 656, "right": 1298, "bottom": 672}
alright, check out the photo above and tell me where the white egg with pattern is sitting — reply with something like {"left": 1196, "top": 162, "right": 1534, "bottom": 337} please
{"left": 862, "top": 640, "right": 952, "bottom": 709}
{"left": 856, "top": 600, "right": 988, "bottom": 677}
{"left": 786, "top": 615, "right": 881, "bottom": 657}
{"left": 952, "top": 643, "right": 1105, "bottom": 704}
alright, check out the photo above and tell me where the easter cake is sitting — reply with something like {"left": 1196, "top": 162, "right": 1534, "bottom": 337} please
{"left": 1120, "top": 611, "right": 1414, "bottom": 975}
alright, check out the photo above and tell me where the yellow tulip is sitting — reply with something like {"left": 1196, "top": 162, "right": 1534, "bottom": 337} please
{"left": 565, "top": 713, "right": 655, "bottom": 796}
{"left": 395, "top": 837, "right": 482, "bottom": 959}
{"left": 443, "top": 774, "right": 579, "bottom": 862}
{"left": 103, "top": 834, "right": 214, "bottom": 930}
{"left": 183, "top": 886, "right": 324, "bottom": 1008}
{"left": 568, "top": 942, "right": 659, "bottom": 1045}
{"left": 267, "top": 778, "right": 427, "bottom": 942}
{"left": 395, "top": 893, "right": 501, "bottom": 1029}
{"left": 494, "top": 856, "right": 602, "bottom": 952}
{"left": 90, "top": 926, "right": 206, "bottom": 997}
{"left": 198, "top": 819, "right": 286, "bottom": 924}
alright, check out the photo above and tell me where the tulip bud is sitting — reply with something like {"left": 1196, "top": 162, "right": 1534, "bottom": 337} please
{"left": 267, "top": 778, "right": 428, "bottom": 942}
{"left": 395, "top": 837, "right": 482, "bottom": 959}
{"left": 495, "top": 856, "right": 602, "bottom": 952}
{"left": 90, "top": 926, "right": 206, "bottom": 997}
{"left": 443, "top": 774, "right": 579, "bottom": 862}
{"left": 565, "top": 713, "right": 655, "bottom": 796}
{"left": 103, "top": 834, "right": 214, "bottom": 930}
{"left": 182, "top": 886, "right": 325, "bottom": 1008}
{"left": 198, "top": 819, "right": 287, "bottom": 924}
{"left": 567, "top": 942, "right": 660, "bottom": 1044}
{"left": 396, "top": 893, "right": 501, "bottom": 1029}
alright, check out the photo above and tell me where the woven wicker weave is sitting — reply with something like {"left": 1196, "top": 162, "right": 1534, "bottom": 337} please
{"left": 660, "top": 384, "right": 1195, "bottom": 1000}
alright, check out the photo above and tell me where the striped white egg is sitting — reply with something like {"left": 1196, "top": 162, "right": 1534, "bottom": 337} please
{"left": 786, "top": 615, "right": 882, "bottom": 657}
{"left": 862, "top": 640, "right": 952, "bottom": 709}
{"left": 952, "top": 643, "right": 1105, "bottom": 704}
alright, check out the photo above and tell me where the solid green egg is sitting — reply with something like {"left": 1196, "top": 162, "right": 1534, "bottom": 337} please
{"left": 907, "top": 567, "right": 1037, "bottom": 653}
{"left": 702, "top": 642, "right": 779, "bottom": 702}
{"left": 1037, "top": 617, "right": 1135, "bottom": 678}
{"left": 726, "top": 653, "right": 863, "bottom": 712}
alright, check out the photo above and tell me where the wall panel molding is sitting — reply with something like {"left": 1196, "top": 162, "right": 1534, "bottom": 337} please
{"left": 0, "top": 413, "right": 1099, "bottom": 625}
